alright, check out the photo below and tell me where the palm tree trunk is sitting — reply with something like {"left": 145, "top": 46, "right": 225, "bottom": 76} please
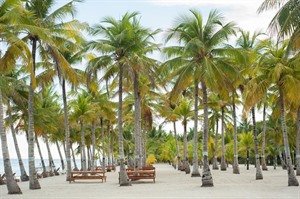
{"left": 201, "top": 81, "right": 214, "bottom": 187}
{"left": 183, "top": 120, "right": 190, "bottom": 174}
{"left": 55, "top": 140, "right": 65, "bottom": 171}
{"left": 261, "top": 104, "right": 268, "bottom": 171}
{"left": 43, "top": 134, "right": 55, "bottom": 176}
{"left": 91, "top": 122, "right": 96, "bottom": 171}
{"left": 71, "top": 144, "right": 78, "bottom": 171}
{"left": 251, "top": 107, "right": 263, "bottom": 180}
{"left": 142, "top": 118, "right": 147, "bottom": 166}
{"left": 173, "top": 121, "right": 181, "bottom": 170}
{"left": 35, "top": 134, "right": 47, "bottom": 178}
{"left": 279, "top": 88, "right": 299, "bottom": 186}
{"left": 246, "top": 148, "right": 250, "bottom": 170}
{"left": 296, "top": 106, "right": 300, "bottom": 176}
{"left": 28, "top": 38, "right": 41, "bottom": 189}
{"left": 100, "top": 118, "right": 105, "bottom": 171}
{"left": 7, "top": 102, "right": 28, "bottom": 181}
{"left": 118, "top": 64, "right": 130, "bottom": 186}
{"left": 191, "top": 81, "right": 200, "bottom": 176}
{"left": 0, "top": 90, "right": 22, "bottom": 194}
{"left": 87, "top": 146, "right": 91, "bottom": 170}
{"left": 133, "top": 71, "right": 142, "bottom": 169}
{"left": 80, "top": 121, "right": 87, "bottom": 172}
{"left": 213, "top": 116, "right": 219, "bottom": 170}
{"left": 232, "top": 94, "right": 240, "bottom": 174}
{"left": 220, "top": 106, "right": 227, "bottom": 171}
{"left": 62, "top": 79, "right": 71, "bottom": 180}
{"left": 107, "top": 124, "right": 112, "bottom": 166}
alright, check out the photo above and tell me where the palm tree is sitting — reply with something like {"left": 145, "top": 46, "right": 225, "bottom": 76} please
{"left": 237, "top": 30, "right": 265, "bottom": 179}
{"left": 19, "top": 0, "right": 84, "bottom": 189}
{"left": 258, "top": 0, "right": 300, "bottom": 50}
{"left": 256, "top": 39, "right": 299, "bottom": 186}
{"left": 238, "top": 131, "right": 254, "bottom": 170}
{"left": 87, "top": 12, "right": 159, "bottom": 186}
{"left": 175, "top": 97, "right": 193, "bottom": 174}
{"left": 164, "top": 9, "right": 237, "bottom": 187}
{"left": 69, "top": 90, "right": 96, "bottom": 172}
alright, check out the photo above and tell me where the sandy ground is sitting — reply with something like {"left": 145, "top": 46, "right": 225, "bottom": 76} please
{"left": 1, "top": 164, "right": 299, "bottom": 199}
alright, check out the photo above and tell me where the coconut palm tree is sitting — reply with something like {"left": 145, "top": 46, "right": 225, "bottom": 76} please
{"left": 19, "top": 0, "right": 84, "bottom": 189}
{"left": 0, "top": 87, "right": 22, "bottom": 194}
{"left": 69, "top": 89, "right": 97, "bottom": 172}
{"left": 255, "top": 39, "right": 299, "bottom": 186}
{"left": 164, "top": 9, "right": 238, "bottom": 186}
{"left": 258, "top": 0, "right": 300, "bottom": 50}
{"left": 87, "top": 12, "right": 159, "bottom": 186}
{"left": 174, "top": 97, "right": 193, "bottom": 174}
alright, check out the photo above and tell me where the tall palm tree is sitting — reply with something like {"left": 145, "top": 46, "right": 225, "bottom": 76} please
{"left": 164, "top": 9, "right": 237, "bottom": 187}
{"left": 237, "top": 30, "right": 265, "bottom": 178}
{"left": 19, "top": 0, "right": 84, "bottom": 189}
{"left": 87, "top": 12, "right": 159, "bottom": 186}
{"left": 255, "top": 39, "right": 299, "bottom": 186}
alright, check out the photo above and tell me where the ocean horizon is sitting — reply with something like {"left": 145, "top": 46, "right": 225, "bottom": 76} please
{"left": 0, "top": 158, "right": 81, "bottom": 177}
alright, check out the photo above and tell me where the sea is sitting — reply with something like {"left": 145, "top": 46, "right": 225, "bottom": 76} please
{"left": 0, "top": 158, "right": 81, "bottom": 177}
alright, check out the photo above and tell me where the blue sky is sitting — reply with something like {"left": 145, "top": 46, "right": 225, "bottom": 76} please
{"left": 2, "top": 0, "right": 277, "bottom": 160}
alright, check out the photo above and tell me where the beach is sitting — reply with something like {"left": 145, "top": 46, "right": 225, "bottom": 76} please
{"left": 1, "top": 164, "right": 299, "bottom": 199}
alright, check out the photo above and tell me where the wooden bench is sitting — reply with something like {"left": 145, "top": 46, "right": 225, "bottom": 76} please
{"left": 69, "top": 171, "right": 106, "bottom": 183}
{"left": 127, "top": 170, "right": 156, "bottom": 183}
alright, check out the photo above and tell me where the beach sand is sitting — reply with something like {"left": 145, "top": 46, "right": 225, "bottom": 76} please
{"left": 1, "top": 164, "right": 299, "bottom": 199}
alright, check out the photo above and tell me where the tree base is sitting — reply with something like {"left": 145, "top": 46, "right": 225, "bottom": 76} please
{"left": 256, "top": 173, "right": 263, "bottom": 180}
{"left": 288, "top": 175, "right": 299, "bottom": 186}
{"left": 191, "top": 173, "right": 201, "bottom": 177}
{"left": 120, "top": 181, "right": 132, "bottom": 186}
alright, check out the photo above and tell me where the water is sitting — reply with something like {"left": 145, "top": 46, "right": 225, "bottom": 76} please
{"left": 0, "top": 158, "right": 81, "bottom": 177}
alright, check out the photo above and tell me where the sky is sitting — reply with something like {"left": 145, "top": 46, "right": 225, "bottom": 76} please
{"left": 1, "top": 0, "right": 278, "bottom": 161}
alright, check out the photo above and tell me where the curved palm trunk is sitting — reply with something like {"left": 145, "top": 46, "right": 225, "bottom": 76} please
{"left": 213, "top": 117, "right": 219, "bottom": 170}
{"left": 279, "top": 88, "right": 299, "bottom": 186}
{"left": 0, "top": 90, "right": 22, "bottom": 194}
{"left": 43, "top": 134, "right": 55, "bottom": 176}
{"left": 133, "top": 71, "right": 142, "bottom": 169}
{"left": 220, "top": 107, "right": 227, "bottom": 171}
{"left": 191, "top": 81, "right": 200, "bottom": 176}
{"left": 296, "top": 107, "right": 300, "bottom": 176}
{"left": 7, "top": 102, "right": 28, "bottom": 181}
{"left": 173, "top": 121, "right": 181, "bottom": 170}
{"left": 55, "top": 140, "right": 65, "bottom": 171}
{"left": 251, "top": 107, "right": 263, "bottom": 180}
{"left": 232, "top": 94, "right": 240, "bottom": 174}
{"left": 62, "top": 79, "right": 71, "bottom": 180}
{"left": 80, "top": 121, "right": 87, "bottom": 172}
{"left": 71, "top": 144, "right": 79, "bottom": 171}
{"left": 261, "top": 105, "right": 268, "bottom": 171}
{"left": 91, "top": 122, "right": 96, "bottom": 171}
{"left": 35, "top": 134, "right": 47, "bottom": 177}
{"left": 118, "top": 64, "right": 131, "bottom": 186}
{"left": 28, "top": 38, "right": 41, "bottom": 189}
{"left": 100, "top": 118, "right": 105, "bottom": 171}
{"left": 201, "top": 81, "right": 213, "bottom": 187}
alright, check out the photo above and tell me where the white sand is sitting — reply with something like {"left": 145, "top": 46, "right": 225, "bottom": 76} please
{"left": 1, "top": 164, "right": 299, "bottom": 199}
